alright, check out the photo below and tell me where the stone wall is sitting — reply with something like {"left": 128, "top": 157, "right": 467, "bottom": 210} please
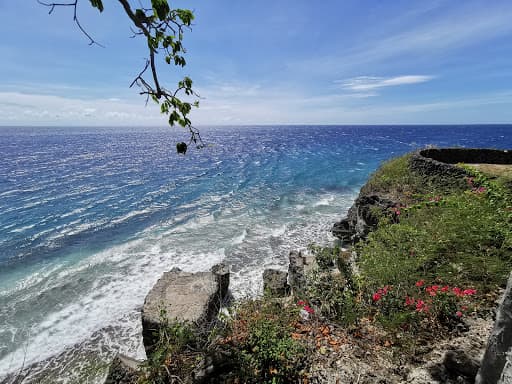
{"left": 419, "top": 148, "right": 512, "bottom": 165}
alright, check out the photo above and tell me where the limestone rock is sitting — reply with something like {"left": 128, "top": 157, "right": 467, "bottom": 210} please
{"left": 443, "top": 349, "right": 480, "bottom": 380}
{"left": 262, "top": 269, "right": 290, "bottom": 297}
{"left": 332, "top": 194, "right": 397, "bottom": 244}
{"left": 141, "top": 264, "right": 229, "bottom": 356}
{"left": 476, "top": 272, "right": 512, "bottom": 384}
{"left": 331, "top": 218, "right": 352, "bottom": 243}
{"left": 104, "top": 354, "right": 140, "bottom": 384}
{"left": 288, "top": 250, "right": 306, "bottom": 295}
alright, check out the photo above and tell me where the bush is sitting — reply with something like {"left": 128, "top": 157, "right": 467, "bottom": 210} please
{"left": 222, "top": 299, "right": 307, "bottom": 384}
{"left": 306, "top": 246, "right": 362, "bottom": 326}
{"left": 138, "top": 310, "right": 199, "bottom": 384}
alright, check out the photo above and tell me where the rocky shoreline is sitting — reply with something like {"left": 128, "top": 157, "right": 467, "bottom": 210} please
{"left": 100, "top": 148, "right": 512, "bottom": 383}
{"left": 7, "top": 147, "right": 511, "bottom": 384}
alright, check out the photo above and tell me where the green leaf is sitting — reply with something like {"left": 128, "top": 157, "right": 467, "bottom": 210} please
{"left": 89, "top": 0, "right": 104, "bottom": 12}
{"left": 151, "top": 0, "right": 170, "bottom": 21}
{"left": 176, "top": 9, "right": 194, "bottom": 25}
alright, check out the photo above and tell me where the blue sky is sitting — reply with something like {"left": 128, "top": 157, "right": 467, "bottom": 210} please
{"left": 1, "top": 0, "right": 512, "bottom": 126}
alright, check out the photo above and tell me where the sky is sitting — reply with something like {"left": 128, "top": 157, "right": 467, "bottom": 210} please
{"left": 1, "top": 0, "right": 512, "bottom": 126}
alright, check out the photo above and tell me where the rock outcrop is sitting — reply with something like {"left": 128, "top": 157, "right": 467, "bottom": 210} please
{"left": 332, "top": 147, "right": 512, "bottom": 244}
{"left": 288, "top": 250, "right": 307, "bottom": 295}
{"left": 476, "top": 272, "right": 512, "bottom": 384}
{"left": 104, "top": 355, "right": 140, "bottom": 384}
{"left": 141, "top": 264, "right": 230, "bottom": 355}
{"left": 262, "top": 269, "right": 290, "bottom": 297}
{"left": 332, "top": 194, "right": 397, "bottom": 244}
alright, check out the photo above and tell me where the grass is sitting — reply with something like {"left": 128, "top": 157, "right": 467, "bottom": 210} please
{"left": 305, "top": 153, "right": 511, "bottom": 342}
{"left": 355, "top": 155, "right": 512, "bottom": 334}
{"left": 462, "top": 164, "right": 512, "bottom": 181}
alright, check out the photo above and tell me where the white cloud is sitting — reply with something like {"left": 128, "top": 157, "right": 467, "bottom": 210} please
{"left": 0, "top": 92, "right": 164, "bottom": 126}
{"left": 338, "top": 75, "right": 434, "bottom": 92}
{"left": 1, "top": 85, "right": 512, "bottom": 127}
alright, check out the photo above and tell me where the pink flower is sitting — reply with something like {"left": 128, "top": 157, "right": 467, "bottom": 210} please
{"left": 463, "top": 289, "right": 477, "bottom": 296}
{"left": 426, "top": 285, "right": 439, "bottom": 296}
{"left": 415, "top": 280, "right": 425, "bottom": 287}
{"left": 415, "top": 300, "right": 429, "bottom": 313}
{"left": 381, "top": 286, "right": 391, "bottom": 294}
{"left": 456, "top": 311, "right": 463, "bottom": 318}
{"left": 441, "top": 285, "right": 450, "bottom": 293}
{"left": 452, "top": 287, "right": 463, "bottom": 297}
{"left": 405, "top": 296, "right": 415, "bottom": 306}
{"left": 372, "top": 292, "right": 382, "bottom": 302}
{"left": 303, "top": 305, "right": 314, "bottom": 314}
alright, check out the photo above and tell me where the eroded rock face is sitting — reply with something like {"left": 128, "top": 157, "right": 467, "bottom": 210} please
{"left": 104, "top": 354, "right": 140, "bottom": 384}
{"left": 263, "top": 269, "right": 290, "bottom": 297}
{"left": 332, "top": 194, "right": 397, "bottom": 244}
{"left": 289, "top": 250, "right": 306, "bottom": 295}
{"left": 476, "top": 272, "right": 512, "bottom": 384}
{"left": 141, "top": 264, "right": 230, "bottom": 356}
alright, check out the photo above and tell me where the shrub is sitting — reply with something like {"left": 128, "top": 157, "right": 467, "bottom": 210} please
{"left": 138, "top": 310, "right": 199, "bottom": 384}
{"left": 306, "top": 246, "right": 362, "bottom": 326}
{"left": 223, "top": 299, "right": 307, "bottom": 384}
{"left": 370, "top": 281, "right": 477, "bottom": 332}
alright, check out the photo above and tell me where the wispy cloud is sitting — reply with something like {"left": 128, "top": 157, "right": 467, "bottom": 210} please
{"left": 1, "top": 87, "right": 512, "bottom": 126}
{"left": 0, "top": 92, "right": 164, "bottom": 126}
{"left": 338, "top": 75, "right": 434, "bottom": 92}
{"left": 287, "top": 3, "right": 512, "bottom": 76}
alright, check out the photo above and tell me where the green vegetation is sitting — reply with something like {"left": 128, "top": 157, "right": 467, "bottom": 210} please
{"left": 304, "top": 154, "right": 511, "bottom": 342}
{"left": 133, "top": 154, "right": 512, "bottom": 381}
{"left": 357, "top": 156, "right": 512, "bottom": 334}
{"left": 221, "top": 299, "right": 307, "bottom": 384}
{"left": 361, "top": 154, "right": 467, "bottom": 201}
{"left": 306, "top": 246, "right": 362, "bottom": 326}
{"left": 138, "top": 311, "right": 199, "bottom": 384}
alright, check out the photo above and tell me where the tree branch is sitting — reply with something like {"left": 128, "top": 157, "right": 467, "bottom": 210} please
{"left": 37, "top": 0, "right": 104, "bottom": 47}
{"left": 38, "top": 0, "right": 203, "bottom": 150}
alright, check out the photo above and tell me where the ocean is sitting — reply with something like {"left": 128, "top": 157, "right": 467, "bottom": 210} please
{"left": 0, "top": 125, "right": 511, "bottom": 382}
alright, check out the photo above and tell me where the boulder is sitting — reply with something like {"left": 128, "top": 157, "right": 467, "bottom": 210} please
{"left": 476, "top": 272, "right": 512, "bottom": 384}
{"left": 104, "top": 354, "right": 140, "bottom": 384}
{"left": 443, "top": 349, "right": 480, "bottom": 380}
{"left": 331, "top": 218, "right": 351, "bottom": 243}
{"left": 288, "top": 250, "right": 306, "bottom": 295}
{"left": 263, "top": 269, "right": 290, "bottom": 297}
{"left": 141, "top": 264, "right": 230, "bottom": 356}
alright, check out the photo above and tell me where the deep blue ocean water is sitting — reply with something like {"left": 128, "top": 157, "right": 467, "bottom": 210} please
{"left": 0, "top": 125, "right": 511, "bottom": 382}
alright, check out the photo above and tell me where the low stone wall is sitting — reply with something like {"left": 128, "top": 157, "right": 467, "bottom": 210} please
{"left": 419, "top": 148, "right": 512, "bottom": 165}
{"left": 410, "top": 148, "right": 512, "bottom": 180}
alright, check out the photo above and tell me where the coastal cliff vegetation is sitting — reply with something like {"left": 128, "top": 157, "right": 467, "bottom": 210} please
{"left": 113, "top": 151, "right": 512, "bottom": 383}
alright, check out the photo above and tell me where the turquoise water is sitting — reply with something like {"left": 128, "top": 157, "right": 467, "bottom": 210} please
{"left": 0, "top": 125, "right": 511, "bottom": 381}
